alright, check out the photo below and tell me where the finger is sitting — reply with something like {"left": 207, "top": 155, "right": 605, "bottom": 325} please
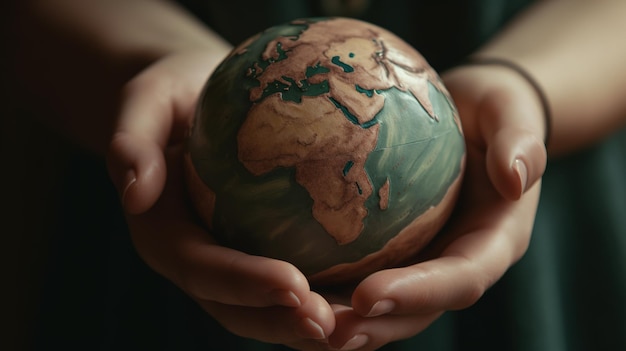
{"left": 443, "top": 64, "right": 548, "bottom": 200}
{"left": 198, "top": 291, "right": 335, "bottom": 344}
{"left": 128, "top": 146, "right": 312, "bottom": 308}
{"left": 485, "top": 127, "right": 546, "bottom": 201}
{"left": 107, "top": 53, "right": 211, "bottom": 213}
{"left": 107, "top": 72, "right": 178, "bottom": 213}
{"left": 476, "top": 73, "right": 548, "bottom": 200}
{"left": 175, "top": 242, "right": 313, "bottom": 308}
{"left": 134, "top": 215, "right": 314, "bottom": 308}
{"left": 107, "top": 131, "right": 167, "bottom": 214}
{"left": 349, "top": 182, "right": 540, "bottom": 318}
{"left": 327, "top": 307, "right": 442, "bottom": 351}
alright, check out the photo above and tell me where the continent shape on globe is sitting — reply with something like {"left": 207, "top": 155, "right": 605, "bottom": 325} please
{"left": 237, "top": 18, "right": 451, "bottom": 245}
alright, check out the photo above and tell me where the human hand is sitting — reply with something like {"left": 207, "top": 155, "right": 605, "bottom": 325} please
{"left": 127, "top": 145, "right": 336, "bottom": 348}
{"left": 106, "top": 50, "right": 228, "bottom": 214}
{"left": 106, "top": 50, "right": 337, "bottom": 349}
{"left": 315, "top": 63, "right": 548, "bottom": 351}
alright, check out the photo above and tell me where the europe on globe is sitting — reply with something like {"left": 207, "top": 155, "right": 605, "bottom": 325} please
{"left": 184, "top": 17, "right": 466, "bottom": 285}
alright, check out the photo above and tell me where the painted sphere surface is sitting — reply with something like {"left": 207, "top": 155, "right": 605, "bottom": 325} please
{"left": 185, "top": 17, "right": 465, "bottom": 285}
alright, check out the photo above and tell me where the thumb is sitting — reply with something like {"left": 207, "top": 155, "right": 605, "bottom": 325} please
{"left": 485, "top": 127, "right": 546, "bottom": 200}
{"left": 477, "top": 85, "right": 547, "bottom": 200}
{"left": 106, "top": 76, "right": 176, "bottom": 214}
{"left": 105, "top": 49, "right": 231, "bottom": 214}
{"left": 449, "top": 61, "right": 549, "bottom": 200}
{"left": 107, "top": 132, "right": 167, "bottom": 214}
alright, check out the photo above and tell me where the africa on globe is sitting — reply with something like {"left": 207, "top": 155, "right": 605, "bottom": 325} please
{"left": 184, "top": 17, "right": 466, "bottom": 285}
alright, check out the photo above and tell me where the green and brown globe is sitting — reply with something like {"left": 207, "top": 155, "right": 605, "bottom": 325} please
{"left": 184, "top": 17, "right": 465, "bottom": 285}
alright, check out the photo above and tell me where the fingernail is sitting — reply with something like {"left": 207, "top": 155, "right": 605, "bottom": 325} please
{"left": 269, "top": 289, "right": 301, "bottom": 307}
{"left": 514, "top": 159, "right": 528, "bottom": 194}
{"left": 295, "top": 317, "right": 326, "bottom": 340}
{"left": 339, "top": 334, "right": 369, "bottom": 350}
{"left": 121, "top": 170, "right": 137, "bottom": 209}
{"left": 366, "top": 299, "right": 395, "bottom": 317}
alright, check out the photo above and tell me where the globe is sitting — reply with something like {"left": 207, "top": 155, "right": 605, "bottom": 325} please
{"left": 184, "top": 17, "right": 466, "bottom": 286}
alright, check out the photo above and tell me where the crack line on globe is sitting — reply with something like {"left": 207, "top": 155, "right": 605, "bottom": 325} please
{"left": 372, "top": 129, "right": 457, "bottom": 151}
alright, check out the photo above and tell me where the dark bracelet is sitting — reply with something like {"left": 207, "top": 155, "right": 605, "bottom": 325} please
{"left": 456, "top": 57, "right": 552, "bottom": 147}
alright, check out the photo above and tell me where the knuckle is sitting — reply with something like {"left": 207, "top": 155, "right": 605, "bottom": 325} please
{"left": 457, "top": 279, "right": 487, "bottom": 309}
{"left": 122, "top": 68, "right": 174, "bottom": 104}
{"left": 451, "top": 257, "right": 490, "bottom": 310}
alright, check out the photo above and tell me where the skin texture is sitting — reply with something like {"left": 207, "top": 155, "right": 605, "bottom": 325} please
{"left": 9, "top": 0, "right": 626, "bottom": 350}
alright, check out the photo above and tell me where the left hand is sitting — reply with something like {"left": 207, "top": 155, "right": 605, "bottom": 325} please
{"left": 106, "top": 50, "right": 337, "bottom": 349}
{"left": 317, "top": 63, "right": 548, "bottom": 351}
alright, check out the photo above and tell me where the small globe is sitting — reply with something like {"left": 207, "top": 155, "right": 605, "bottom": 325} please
{"left": 184, "top": 17, "right": 465, "bottom": 285}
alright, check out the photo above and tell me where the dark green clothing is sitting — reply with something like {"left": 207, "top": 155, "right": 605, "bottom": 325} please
{"left": 31, "top": 1, "right": 626, "bottom": 350}
{"left": 182, "top": 0, "right": 529, "bottom": 71}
